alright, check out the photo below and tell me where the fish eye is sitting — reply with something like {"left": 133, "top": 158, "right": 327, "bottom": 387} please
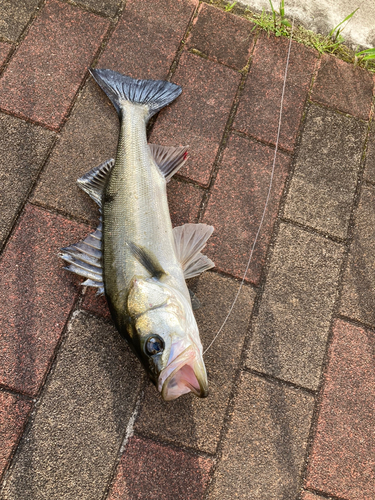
{"left": 145, "top": 335, "right": 165, "bottom": 356}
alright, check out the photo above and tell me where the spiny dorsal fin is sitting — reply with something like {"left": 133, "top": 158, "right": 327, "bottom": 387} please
{"left": 127, "top": 241, "right": 166, "bottom": 280}
{"left": 77, "top": 158, "right": 115, "bottom": 207}
{"left": 148, "top": 144, "right": 188, "bottom": 181}
{"left": 173, "top": 224, "right": 215, "bottom": 279}
{"left": 59, "top": 218, "right": 104, "bottom": 295}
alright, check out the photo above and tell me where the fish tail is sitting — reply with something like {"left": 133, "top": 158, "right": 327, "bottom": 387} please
{"left": 90, "top": 68, "right": 182, "bottom": 120}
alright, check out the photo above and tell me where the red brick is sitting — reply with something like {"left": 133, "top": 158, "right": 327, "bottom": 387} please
{"left": 0, "top": 392, "right": 31, "bottom": 479}
{"left": 187, "top": 3, "right": 255, "bottom": 69}
{"left": 0, "top": 0, "right": 109, "bottom": 130}
{"left": 98, "top": 0, "right": 198, "bottom": 80}
{"left": 311, "top": 55, "right": 374, "bottom": 120}
{"left": 167, "top": 177, "right": 204, "bottom": 226}
{"left": 0, "top": 205, "right": 89, "bottom": 396}
{"left": 202, "top": 134, "right": 290, "bottom": 284}
{"left": 81, "top": 288, "right": 110, "bottom": 319}
{"left": 301, "top": 492, "right": 326, "bottom": 500}
{"left": 151, "top": 51, "right": 241, "bottom": 185}
{"left": 108, "top": 435, "right": 213, "bottom": 500}
{"left": 306, "top": 319, "right": 375, "bottom": 499}
{"left": 234, "top": 34, "right": 317, "bottom": 152}
{"left": 0, "top": 42, "right": 12, "bottom": 68}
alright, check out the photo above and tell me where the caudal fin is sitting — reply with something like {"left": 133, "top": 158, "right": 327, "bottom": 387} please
{"left": 90, "top": 68, "right": 182, "bottom": 120}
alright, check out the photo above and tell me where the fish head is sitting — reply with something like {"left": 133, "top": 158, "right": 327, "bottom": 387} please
{"left": 127, "top": 278, "right": 208, "bottom": 401}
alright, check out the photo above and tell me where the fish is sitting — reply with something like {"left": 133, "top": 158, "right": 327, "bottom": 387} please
{"left": 60, "top": 69, "right": 215, "bottom": 401}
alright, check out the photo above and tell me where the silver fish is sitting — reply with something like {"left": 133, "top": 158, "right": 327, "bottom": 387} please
{"left": 60, "top": 69, "right": 215, "bottom": 401}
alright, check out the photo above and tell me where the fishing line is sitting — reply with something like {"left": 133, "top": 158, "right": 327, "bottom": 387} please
{"left": 203, "top": 15, "right": 295, "bottom": 356}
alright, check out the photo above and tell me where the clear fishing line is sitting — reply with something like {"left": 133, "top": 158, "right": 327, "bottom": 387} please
{"left": 203, "top": 15, "right": 296, "bottom": 356}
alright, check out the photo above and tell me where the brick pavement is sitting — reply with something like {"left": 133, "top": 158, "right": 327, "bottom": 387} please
{"left": 0, "top": 1, "right": 374, "bottom": 499}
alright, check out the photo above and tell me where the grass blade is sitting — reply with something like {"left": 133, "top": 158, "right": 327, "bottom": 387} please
{"left": 329, "top": 8, "right": 359, "bottom": 38}
{"left": 356, "top": 48, "right": 375, "bottom": 60}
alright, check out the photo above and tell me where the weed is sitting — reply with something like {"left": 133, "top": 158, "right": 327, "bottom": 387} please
{"left": 249, "top": 0, "right": 291, "bottom": 37}
{"left": 354, "top": 47, "right": 375, "bottom": 69}
{"left": 329, "top": 9, "right": 359, "bottom": 43}
{"left": 356, "top": 47, "right": 375, "bottom": 61}
{"left": 224, "top": 1, "right": 236, "bottom": 12}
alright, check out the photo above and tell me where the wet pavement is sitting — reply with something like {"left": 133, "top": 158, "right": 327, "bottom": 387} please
{"left": 0, "top": 1, "right": 374, "bottom": 499}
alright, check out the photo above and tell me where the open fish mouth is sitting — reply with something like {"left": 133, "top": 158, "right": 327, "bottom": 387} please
{"left": 158, "top": 346, "right": 208, "bottom": 401}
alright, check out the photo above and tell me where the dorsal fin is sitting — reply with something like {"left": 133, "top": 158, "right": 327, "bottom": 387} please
{"left": 149, "top": 144, "right": 188, "bottom": 181}
{"left": 60, "top": 218, "right": 104, "bottom": 295}
{"left": 173, "top": 224, "right": 215, "bottom": 279}
{"left": 77, "top": 158, "right": 115, "bottom": 207}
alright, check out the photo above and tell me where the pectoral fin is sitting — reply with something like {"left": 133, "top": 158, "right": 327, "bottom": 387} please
{"left": 127, "top": 242, "right": 166, "bottom": 280}
{"left": 189, "top": 289, "right": 201, "bottom": 311}
{"left": 173, "top": 224, "right": 215, "bottom": 279}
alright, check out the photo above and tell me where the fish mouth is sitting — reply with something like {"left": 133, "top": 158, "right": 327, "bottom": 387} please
{"left": 158, "top": 346, "right": 208, "bottom": 401}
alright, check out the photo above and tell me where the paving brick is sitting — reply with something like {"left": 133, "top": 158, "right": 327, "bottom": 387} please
{"left": 150, "top": 51, "right": 241, "bottom": 185}
{"left": 1, "top": 312, "right": 144, "bottom": 500}
{"left": 234, "top": 34, "right": 317, "bottom": 152}
{"left": 187, "top": 3, "right": 255, "bottom": 70}
{"left": 0, "top": 204, "right": 89, "bottom": 396}
{"left": 364, "top": 121, "right": 375, "bottom": 183}
{"left": 311, "top": 55, "right": 374, "bottom": 120}
{"left": 247, "top": 223, "right": 344, "bottom": 391}
{"left": 0, "top": 0, "right": 109, "bottom": 130}
{"left": 108, "top": 435, "right": 213, "bottom": 500}
{"left": 0, "top": 392, "right": 31, "bottom": 480}
{"left": 301, "top": 492, "right": 326, "bottom": 500}
{"left": 0, "top": 42, "right": 12, "bottom": 68}
{"left": 98, "top": 0, "right": 198, "bottom": 80}
{"left": 306, "top": 319, "right": 375, "bottom": 499}
{"left": 135, "top": 272, "right": 255, "bottom": 454}
{"left": 340, "top": 184, "right": 375, "bottom": 328}
{"left": 284, "top": 104, "right": 366, "bottom": 239}
{"left": 81, "top": 288, "right": 111, "bottom": 320}
{"left": 0, "top": 113, "right": 55, "bottom": 249}
{"left": 0, "top": 0, "right": 39, "bottom": 42}
{"left": 75, "top": 0, "right": 121, "bottom": 17}
{"left": 167, "top": 177, "right": 204, "bottom": 226}
{"left": 207, "top": 372, "right": 315, "bottom": 500}
{"left": 81, "top": 177, "right": 204, "bottom": 317}
{"left": 31, "top": 78, "right": 119, "bottom": 225}
{"left": 202, "top": 134, "right": 289, "bottom": 284}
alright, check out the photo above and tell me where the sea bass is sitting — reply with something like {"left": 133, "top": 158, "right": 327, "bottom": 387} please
{"left": 60, "top": 69, "right": 215, "bottom": 400}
